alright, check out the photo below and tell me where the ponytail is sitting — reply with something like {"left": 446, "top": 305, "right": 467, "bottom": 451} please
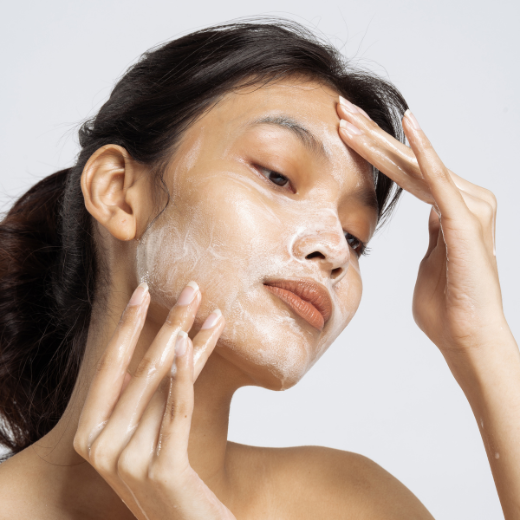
{"left": 0, "top": 168, "right": 97, "bottom": 458}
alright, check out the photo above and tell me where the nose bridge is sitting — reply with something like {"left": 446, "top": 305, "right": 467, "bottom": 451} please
{"left": 289, "top": 206, "right": 350, "bottom": 273}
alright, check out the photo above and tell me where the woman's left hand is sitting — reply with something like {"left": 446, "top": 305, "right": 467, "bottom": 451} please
{"left": 338, "top": 99, "right": 520, "bottom": 519}
{"left": 336, "top": 98, "right": 508, "bottom": 356}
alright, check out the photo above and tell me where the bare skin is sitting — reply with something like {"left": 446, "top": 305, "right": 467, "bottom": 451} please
{"left": 0, "top": 78, "right": 517, "bottom": 519}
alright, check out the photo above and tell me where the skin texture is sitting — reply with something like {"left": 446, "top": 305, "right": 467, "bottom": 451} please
{"left": 0, "top": 78, "right": 518, "bottom": 519}
{"left": 134, "top": 81, "right": 376, "bottom": 391}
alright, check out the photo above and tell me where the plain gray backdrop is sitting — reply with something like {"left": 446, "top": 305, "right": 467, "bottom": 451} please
{"left": 1, "top": 1, "right": 518, "bottom": 518}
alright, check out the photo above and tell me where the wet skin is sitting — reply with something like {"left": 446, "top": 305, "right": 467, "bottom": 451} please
{"left": 0, "top": 77, "right": 518, "bottom": 520}
{"left": 135, "top": 80, "right": 378, "bottom": 391}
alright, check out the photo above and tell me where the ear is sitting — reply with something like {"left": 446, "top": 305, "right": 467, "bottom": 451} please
{"left": 81, "top": 145, "right": 145, "bottom": 241}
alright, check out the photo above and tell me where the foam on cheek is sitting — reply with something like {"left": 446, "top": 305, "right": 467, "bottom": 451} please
{"left": 136, "top": 169, "right": 361, "bottom": 389}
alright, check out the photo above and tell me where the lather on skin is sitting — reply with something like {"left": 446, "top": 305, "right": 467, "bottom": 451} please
{"left": 0, "top": 75, "right": 518, "bottom": 519}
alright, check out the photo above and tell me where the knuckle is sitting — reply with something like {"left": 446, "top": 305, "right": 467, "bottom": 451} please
{"left": 117, "top": 450, "right": 143, "bottom": 482}
{"left": 133, "top": 356, "right": 159, "bottom": 379}
{"left": 165, "top": 304, "right": 194, "bottom": 330}
{"left": 476, "top": 199, "right": 494, "bottom": 222}
{"left": 73, "top": 433, "right": 88, "bottom": 458}
{"left": 164, "top": 313, "right": 186, "bottom": 331}
{"left": 170, "top": 399, "right": 192, "bottom": 420}
{"left": 88, "top": 440, "right": 115, "bottom": 475}
{"left": 147, "top": 464, "right": 168, "bottom": 487}
{"left": 165, "top": 401, "right": 176, "bottom": 420}
{"left": 158, "top": 458, "right": 191, "bottom": 483}
{"left": 119, "top": 304, "right": 140, "bottom": 327}
{"left": 95, "top": 355, "right": 115, "bottom": 374}
{"left": 147, "top": 462, "right": 186, "bottom": 489}
{"left": 428, "top": 163, "right": 449, "bottom": 181}
{"left": 483, "top": 188, "right": 498, "bottom": 210}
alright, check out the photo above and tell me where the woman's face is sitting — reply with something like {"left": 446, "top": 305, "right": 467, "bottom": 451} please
{"left": 136, "top": 79, "right": 378, "bottom": 390}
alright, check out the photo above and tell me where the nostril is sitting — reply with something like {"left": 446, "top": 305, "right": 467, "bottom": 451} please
{"left": 331, "top": 267, "right": 343, "bottom": 280}
{"left": 305, "top": 251, "right": 326, "bottom": 260}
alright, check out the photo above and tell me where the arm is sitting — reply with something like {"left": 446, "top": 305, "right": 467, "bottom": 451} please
{"left": 446, "top": 329, "right": 520, "bottom": 518}
{"left": 337, "top": 98, "right": 520, "bottom": 518}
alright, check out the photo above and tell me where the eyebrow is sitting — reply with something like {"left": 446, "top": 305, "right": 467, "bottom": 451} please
{"left": 249, "top": 114, "right": 379, "bottom": 215}
{"left": 249, "top": 115, "right": 330, "bottom": 161}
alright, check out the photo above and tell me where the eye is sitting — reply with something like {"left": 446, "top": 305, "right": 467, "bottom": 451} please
{"left": 258, "top": 166, "right": 291, "bottom": 189}
{"left": 344, "top": 232, "right": 369, "bottom": 257}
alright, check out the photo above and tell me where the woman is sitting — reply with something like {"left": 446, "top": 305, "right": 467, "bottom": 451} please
{"left": 0, "top": 19, "right": 518, "bottom": 519}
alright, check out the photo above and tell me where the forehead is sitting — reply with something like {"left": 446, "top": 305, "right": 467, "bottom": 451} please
{"left": 179, "top": 78, "right": 373, "bottom": 193}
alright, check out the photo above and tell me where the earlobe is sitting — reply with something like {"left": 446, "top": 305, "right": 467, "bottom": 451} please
{"left": 81, "top": 145, "right": 139, "bottom": 241}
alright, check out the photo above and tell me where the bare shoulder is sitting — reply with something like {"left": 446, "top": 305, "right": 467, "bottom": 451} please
{"left": 228, "top": 443, "right": 435, "bottom": 520}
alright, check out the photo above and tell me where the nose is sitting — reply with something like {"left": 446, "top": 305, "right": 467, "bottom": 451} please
{"left": 290, "top": 221, "right": 351, "bottom": 283}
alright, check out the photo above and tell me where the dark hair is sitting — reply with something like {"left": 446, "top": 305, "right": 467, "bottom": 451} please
{"left": 0, "top": 18, "right": 407, "bottom": 459}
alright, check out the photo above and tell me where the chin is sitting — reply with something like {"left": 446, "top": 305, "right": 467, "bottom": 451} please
{"left": 214, "top": 306, "right": 326, "bottom": 391}
{"left": 216, "top": 343, "right": 309, "bottom": 391}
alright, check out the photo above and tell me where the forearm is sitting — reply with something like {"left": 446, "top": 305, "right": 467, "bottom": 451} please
{"left": 444, "top": 326, "right": 520, "bottom": 520}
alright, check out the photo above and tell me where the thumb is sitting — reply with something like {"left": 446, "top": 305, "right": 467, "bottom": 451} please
{"left": 424, "top": 206, "right": 441, "bottom": 259}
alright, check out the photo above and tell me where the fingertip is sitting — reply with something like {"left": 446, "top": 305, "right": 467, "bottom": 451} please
{"left": 128, "top": 282, "right": 149, "bottom": 306}
{"left": 339, "top": 119, "right": 363, "bottom": 136}
{"left": 403, "top": 109, "right": 419, "bottom": 129}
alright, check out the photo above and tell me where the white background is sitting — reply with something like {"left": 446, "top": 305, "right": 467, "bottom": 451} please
{"left": 1, "top": 1, "right": 518, "bottom": 518}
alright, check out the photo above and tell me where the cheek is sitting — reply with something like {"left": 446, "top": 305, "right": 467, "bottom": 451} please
{"left": 306, "top": 267, "right": 362, "bottom": 371}
{"left": 134, "top": 173, "right": 283, "bottom": 314}
{"left": 135, "top": 170, "right": 364, "bottom": 389}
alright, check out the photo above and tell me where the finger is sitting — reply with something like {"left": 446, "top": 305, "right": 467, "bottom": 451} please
{"left": 117, "top": 377, "right": 170, "bottom": 484}
{"left": 98, "top": 281, "right": 201, "bottom": 452}
{"left": 337, "top": 98, "right": 488, "bottom": 204}
{"left": 74, "top": 282, "right": 150, "bottom": 457}
{"left": 156, "top": 332, "right": 195, "bottom": 468}
{"left": 119, "top": 372, "right": 132, "bottom": 398}
{"left": 460, "top": 189, "right": 496, "bottom": 258}
{"left": 448, "top": 168, "right": 498, "bottom": 208}
{"left": 337, "top": 98, "right": 433, "bottom": 203}
{"left": 118, "top": 308, "right": 225, "bottom": 481}
{"left": 402, "top": 110, "right": 470, "bottom": 221}
{"left": 171, "top": 308, "right": 225, "bottom": 381}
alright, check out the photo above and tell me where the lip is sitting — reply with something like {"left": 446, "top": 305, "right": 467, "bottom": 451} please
{"left": 263, "top": 278, "right": 333, "bottom": 331}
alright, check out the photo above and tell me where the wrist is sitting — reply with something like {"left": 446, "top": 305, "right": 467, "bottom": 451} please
{"left": 442, "top": 325, "right": 519, "bottom": 396}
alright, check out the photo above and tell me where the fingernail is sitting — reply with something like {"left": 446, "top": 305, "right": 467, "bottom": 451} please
{"left": 201, "top": 309, "right": 222, "bottom": 330}
{"left": 339, "top": 119, "right": 362, "bottom": 136}
{"left": 175, "top": 330, "right": 188, "bottom": 357}
{"left": 404, "top": 109, "right": 421, "bottom": 130}
{"left": 177, "top": 281, "right": 199, "bottom": 306}
{"left": 339, "top": 95, "right": 359, "bottom": 114}
{"left": 129, "top": 282, "right": 148, "bottom": 306}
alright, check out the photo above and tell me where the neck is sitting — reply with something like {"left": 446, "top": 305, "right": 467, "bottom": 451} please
{"left": 28, "top": 288, "right": 248, "bottom": 518}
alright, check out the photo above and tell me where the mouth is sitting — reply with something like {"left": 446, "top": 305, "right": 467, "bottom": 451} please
{"left": 263, "top": 278, "right": 333, "bottom": 331}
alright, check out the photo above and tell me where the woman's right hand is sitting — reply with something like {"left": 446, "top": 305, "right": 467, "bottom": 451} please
{"left": 73, "top": 281, "right": 237, "bottom": 520}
